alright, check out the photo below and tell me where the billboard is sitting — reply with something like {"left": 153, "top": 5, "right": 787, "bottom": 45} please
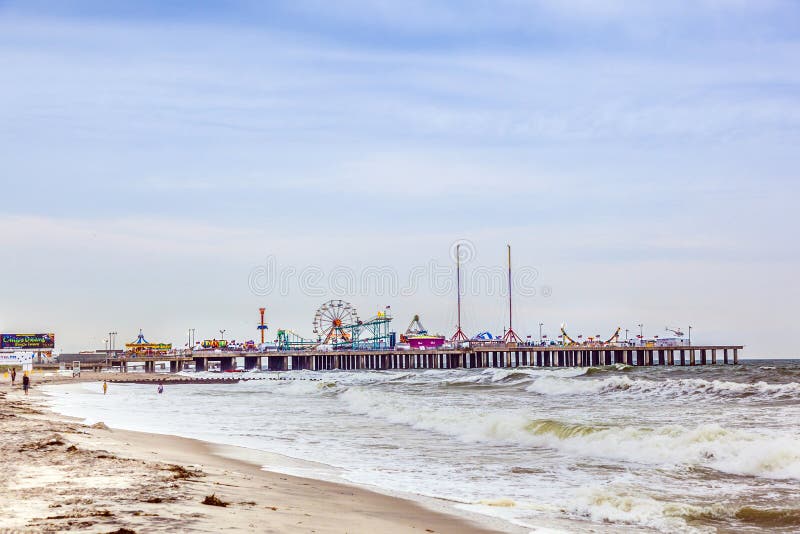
{"left": 0, "top": 333, "right": 55, "bottom": 349}
{"left": 202, "top": 339, "right": 228, "bottom": 349}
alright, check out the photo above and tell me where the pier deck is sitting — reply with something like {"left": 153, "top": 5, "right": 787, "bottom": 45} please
{"left": 94, "top": 345, "right": 743, "bottom": 373}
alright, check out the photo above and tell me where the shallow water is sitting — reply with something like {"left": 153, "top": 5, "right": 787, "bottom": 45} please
{"left": 43, "top": 359, "right": 800, "bottom": 532}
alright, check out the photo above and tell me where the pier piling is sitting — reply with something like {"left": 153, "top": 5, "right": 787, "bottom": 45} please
{"left": 105, "top": 344, "right": 742, "bottom": 375}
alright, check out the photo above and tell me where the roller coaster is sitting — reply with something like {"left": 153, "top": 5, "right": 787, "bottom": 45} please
{"left": 276, "top": 329, "right": 317, "bottom": 351}
{"left": 559, "top": 324, "right": 621, "bottom": 346}
{"left": 335, "top": 308, "right": 393, "bottom": 350}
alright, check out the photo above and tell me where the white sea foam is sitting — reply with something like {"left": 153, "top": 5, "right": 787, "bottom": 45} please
{"left": 572, "top": 486, "right": 727, "bottom": 533}
{"left": 525, "top": 375, "right": 612, "bottom": 395}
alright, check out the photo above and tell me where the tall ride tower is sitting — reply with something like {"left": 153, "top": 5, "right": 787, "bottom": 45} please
{"left": 258, "top": 307, "right": 268, "bottom": 344}
{"left": 451, "top": 243, "right": 469, "bottom": 343}
{"left": 502, "top": 244, "right": 522, "bottom": 344}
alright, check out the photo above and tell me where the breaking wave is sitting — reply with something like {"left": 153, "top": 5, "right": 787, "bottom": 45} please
{"left": 440, "top": 367, "right": 588, "bottom": 387}
{"left": 525, "top": 375, "right": 800, "bottom": 399}
{"left": 584, "top": 363, "right": 634, "bottom": 375}
{"left": 339, "top": 387, "right": 800, "bottom": 480}
{"left": 572, "top": 487, "right": 719, "bottom": 532}
{"left": 574, "top": 487, "right": 800, "bottom": 532}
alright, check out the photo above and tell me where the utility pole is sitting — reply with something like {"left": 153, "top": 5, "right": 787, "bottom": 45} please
{"left": 539, "top": 323, "right": 544, "bottom": 345}
{"left": 688, "top": 325, "right": 692, "bottom": 346}
{"left": 219, "top": 329, "right": 226, "bottom": 341}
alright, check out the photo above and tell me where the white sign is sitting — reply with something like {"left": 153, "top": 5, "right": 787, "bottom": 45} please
{"left": 0, "top": 352, "right": 34, "bottom": 369}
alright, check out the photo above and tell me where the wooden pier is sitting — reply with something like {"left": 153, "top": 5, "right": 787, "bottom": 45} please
{"left": 100, "top": 345, "right": 743, "bottom": 373}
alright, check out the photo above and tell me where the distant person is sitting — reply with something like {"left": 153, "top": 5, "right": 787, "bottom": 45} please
{"left": 157, "top": 382, "right": 164, "bottom": 395}
{"left": 103, "top": 381, "right": 108, "bottom": 395}
{"left": 22, "top": 373, "right": 30, "bottom": 395}
{"left": 11, "top": 368, "right": 16, "bottom": 385}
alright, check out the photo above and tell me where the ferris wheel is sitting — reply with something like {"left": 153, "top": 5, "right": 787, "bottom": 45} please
{"left": 313, "top": 299, "right": 360, "bottom": 344}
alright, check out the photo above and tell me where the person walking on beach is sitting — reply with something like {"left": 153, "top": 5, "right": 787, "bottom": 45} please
{"left": 11, "top": 368, "right": 16, "bottom": 386}
{"left": 103, "top": 381, "right": 108, "bottom": 395}
{"left": 22, "top": 373, "right": 30, "bottom": 395}
{"left": 157, "top": 382, "right": 164, "bottom": 395}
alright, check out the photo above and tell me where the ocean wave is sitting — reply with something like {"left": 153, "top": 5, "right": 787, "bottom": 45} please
{"left": 525, "top": 375, "right": 800, "bottom": 399}
{"left": 570, "top": 487, "right": 800, "bottom": 533}
{"left": 338, "top": 388, "right": 800, "bottom": 480}
{"left": 526, "top": 421, "right": 800, "bottom": 480}
{"left": 278, "top": 380, "right": 339, "bottom": 395}
{"left": 441, "top": 367, "right": 589, "bottom": 388}
{"left": 573, "top": 487, "right": 720, "bottom": 533}
{"left": 525, "top": 376, "right": 611, "bottom": 395}
{"left": 674, "top": 503, "right": 800, "bottom": 530}
{"left": 439, "top": 369, "right": 523, "bottom": 386}
{"left": 584, "top": 363, "right": 634, "bottom": 376}
{"left": 730, "top": 506, "right": 800, "bottom": 528}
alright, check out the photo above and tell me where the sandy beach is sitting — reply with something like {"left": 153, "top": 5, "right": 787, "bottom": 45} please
{"left": 0, "top": 372, "right": 505, "bottom": 533}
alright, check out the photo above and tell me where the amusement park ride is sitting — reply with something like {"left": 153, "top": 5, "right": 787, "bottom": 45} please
{"left": 501, "top": 244, "right": 522, "bottom": 344}
{"left": 451, "top": 243, "right": 522, "bottom": 345}
{"left": 258, "top": 308, "right": 268, "bottom": 344}
{"left": 400, "top": 315, "right": 446, "bottom": 349}
{"left": 450, "top": 243, "right": 469, "bottom": 343}
{"left": 559, "top": 325, "right": 622, "bottom": 345}
{"left": 259, "top": 244, "right": 694, "bottom": 353}
{"left": 277, "top": 300, "right": 394, "bottom": 351}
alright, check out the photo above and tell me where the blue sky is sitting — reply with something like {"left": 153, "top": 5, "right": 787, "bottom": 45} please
{"left": 0, "top": 1, "right": 798, "bottom": 354}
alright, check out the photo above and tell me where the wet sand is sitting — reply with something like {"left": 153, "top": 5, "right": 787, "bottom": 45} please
{"left": 0, "top": 372, "right": 508, "bottom": 533}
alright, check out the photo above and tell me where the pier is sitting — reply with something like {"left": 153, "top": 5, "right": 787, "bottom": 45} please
{"left": 91, "top": 344, "right": 742, "bottom": 374}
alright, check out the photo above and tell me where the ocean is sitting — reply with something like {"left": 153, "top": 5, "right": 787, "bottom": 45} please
{"left": 43, "top": 360, "right": 800, "bottom": 533}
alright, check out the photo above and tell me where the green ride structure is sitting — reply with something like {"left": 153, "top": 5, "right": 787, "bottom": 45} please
{"left": 277, "top": 300, "right": 394, "bottom": 351}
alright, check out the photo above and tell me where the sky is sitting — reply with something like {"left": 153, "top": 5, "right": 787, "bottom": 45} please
{"left": 0, "top": 0, "right": 798, "bottom": 355}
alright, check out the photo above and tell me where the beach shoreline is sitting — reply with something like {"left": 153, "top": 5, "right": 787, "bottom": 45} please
{"left": 1, "top": 372, "right": 516, "bottom": 533}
